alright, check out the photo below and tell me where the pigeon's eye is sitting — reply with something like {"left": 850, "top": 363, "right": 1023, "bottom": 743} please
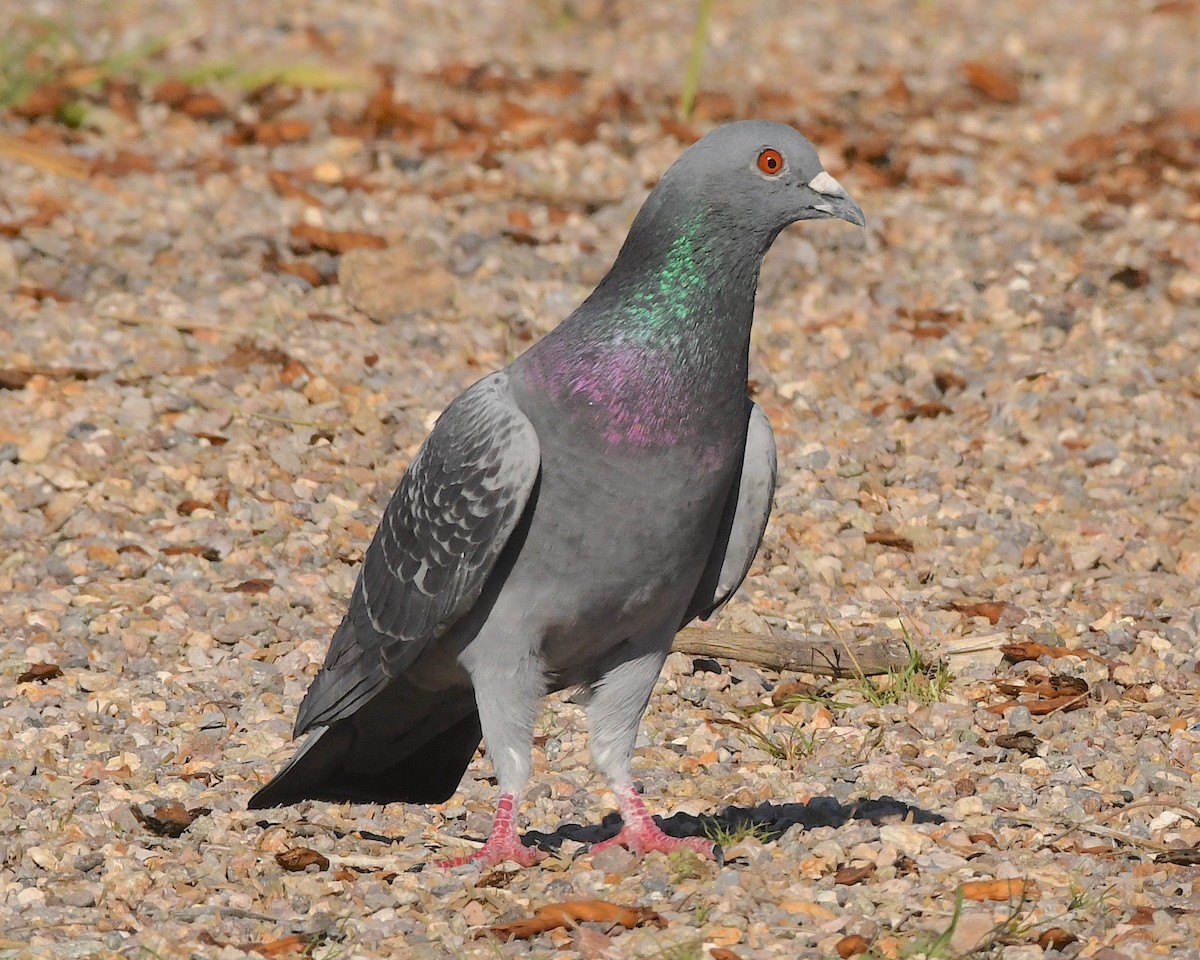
{"left": 756, "top": 148, "right": 784, "bottom": 175}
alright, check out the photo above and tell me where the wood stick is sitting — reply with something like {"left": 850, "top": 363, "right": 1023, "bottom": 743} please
{"left": 672, "top": 626, "right": 911, "bottom": 677}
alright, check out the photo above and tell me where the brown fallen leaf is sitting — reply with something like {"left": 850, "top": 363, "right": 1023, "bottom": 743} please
{"left": 18, "top": 663, "right": 63, "bottom": 684}
{"left": 194, "top": 432, "right": 229, "bottom": 446}
{"left": 289, "top": 222, "right": 386, "bottom": 255}
{"left": 1001, "top": 641, "right": 1116, "bottom": 669}
{"left": 229, "top": 119, "right": 314, "bottom": 147}
{"left": 90, "top": 150, "right": 157, "bottom": 177}
{"left": 226, "top": 578, "right": 274, "bottom": 594}
{"left": 770, "top": 679, "right": 819, "bottom": 706}
{"left": 16, "top": 283, "right": 72, "bottom": 303}
{"left": 131, "top": 800, "right": 210, "bottom": 837}
{"left": 274, "top": 259, "right": 328, "bottom": 287}
{"left": 985, "top": 693, "right": 1087, "bottom": 716}
{"left": 198, "top": 932, "right": 314, "bottom": 956}
{"left": 0, "top": 366, "right": 102, "bottom": 390}
{"left": 176, "top": 499, "right": 212, "bottom": 516}
{"left": 1110, "top": 265, "right": 1150, "bottom": 289}
{"left": 961, "top": 60, "right": 1021, "bottom": 104}
{"left": 709, "top": 949, "right": 744, "bottom": 960}
{"left": 0, "top": 131, "right": 87, "bottom": 177}
{"left": 162, "top": 544, "right": 221, "bottom": 562}
{"left": 865, "top": 531, "right": 914, "bottom": 552}
{"left": 836, "top": 934, "right": 872, "bottom": 959}
{"left": 834, "top": 863, "right": 876, "bottom": 885}
{"left": 267, "top": 170, "right": 323, "bottom": 207}
{"left": 933, "top": 369, "right": 968, "bottom": 393}
{"left": 946, "top": 600, "right": 1023, "bottom": 625}
{"left": 275, "top": 847, "right": 331, "bottom": 872}
{"left": 481, "top": 900, "right": 665, "bottom": 942}
{"left": 898, "top": 399, "right": 953, "bottom": 420}
{"left": 178, "top": 92, "right": 227, "bottom": 120}
{"left": 220, "top": 339, "right": 291, "bottom": 370}
{"left": 960, "top": 878, "right": 1034, "bottom": 901}
{"left": 1127, "top": 905, "right": 1156, "bottom": 925}
{"left": 1036, "top": 928, "right": 1077, "bottom": 950}
{"left": 994, "top": 675, "right": 1088, "bottom": 699}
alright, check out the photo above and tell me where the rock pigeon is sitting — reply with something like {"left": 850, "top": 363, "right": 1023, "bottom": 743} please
{"left": 249, "top": 120, "right": 865, "bottom": 868}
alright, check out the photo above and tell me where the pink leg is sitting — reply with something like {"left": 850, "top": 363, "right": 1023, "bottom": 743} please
{"left": 435, "top": 794, "right": 545, "bottom": 868}
{"left": 591, "top": 783, "right": 716, "bottom": 859}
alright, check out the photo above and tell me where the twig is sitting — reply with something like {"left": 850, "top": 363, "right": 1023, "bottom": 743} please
{"left": 0, "top": 133, "right": 90, "bottom": 179}
{"left": 673, "top": 625, "right": 910, "bottom": 676}
{"left": 998, "top": 811, "right": 1179, "bottom": 854}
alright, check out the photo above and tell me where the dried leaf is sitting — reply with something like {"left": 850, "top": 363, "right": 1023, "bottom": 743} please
{"left": 933, "top": 369, "right": 968, "bottom": 393}
{"left": 194, "top": 432, "right": 229, "bottom": 446}
{"left": 960, "top": 878, "right": 1034, "bottom": 901}
{"left": 18, "top": 663, "right": 63, "bottom": 684}
{"left": 947, "top": 600, "right": 1028, "bottom": 625}
{"left": 180, "top": 92, "right": 227, "bottom": 120}
{"left": 865, "top": 531, "right": 914, "bottom": 552}
{"left": 289, "top": 222, "right": 386, "bottom": 255}
{"left": 961, "top": 60, "right": 1021, "bottom": 104}
{"left": 152, "top": 77, "right": 192, "bottom": 107}
{"left": 274, "top": 259, "right": 328, "bottom": 287}
{"left": 221, "top": 339, "right": 291, "bottom": 370}
{"left": 985, "top": 693, "right": 1087, "bottom": 716}
{"left": 0, "top": 367, "right": 101, "bottom": 390}
{"left": 231, "top": 119, "right": 313, "bottom": 147}
{"left": 770, "top": 679, "right": 819, "bottom": 706}
{"left": 275, "top": 847, "right": 331, "bottom": 872}
{"left": 161, "top": 544, "right": 221, "bottom": 562}
{"left": 836, "top": 934, "right": 872, "bottom": 959}
{"left": 176, "top": 499, "right": 212, "bottom": 516}
{"left": 834, "top": 863, "right": 876, "bottom": 885}
{"left": 226, "top": 578, "right": 274, "bottom": 594}
{"left": 131, "top": 800, "right": 210, "bottom": 837}
{"left": 1036, "top": 928, "right": 1078, "bottom": 950}
{"left": 898, "top": 399, "right": 952, "bottom": 421}
{"left": 16, "top": 283, "right": 72, "bottom": 303}
{"left": 994, "top": 675, "right": 1088, "bottom": 699}
{"left": 90, "top": 150, "right": 157, "bottom": 177}
{"left": 1000, "top": 641, "right": 1115, "bottom": 669}
{"left": 482, "top": 900, "right": 665, "bottom": 942}
{"left": 1110, "top": 266, "right": 1150, "bottom": 289}
{"left": 13, "top": 84, "right": 71, "bottom": 120}
{"left": 267, "top": 170, "right": 323, "bottom": 206}
{"left": 709, "top": 949, "right": 744, "bottom": 960}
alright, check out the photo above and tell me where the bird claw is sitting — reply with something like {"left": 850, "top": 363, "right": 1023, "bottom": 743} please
{"left": 592, "top": 825, "right": 718, "bottom": 861}
{"left": 435, "top": 837, "right": 546, "bottom": 869}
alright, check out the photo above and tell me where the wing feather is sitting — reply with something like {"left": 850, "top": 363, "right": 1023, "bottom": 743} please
{"left": 683, "top": 401, "right": 777, "bottom": 625}
{"left": 294, "top": 371, "right": 540, "bottom": 734}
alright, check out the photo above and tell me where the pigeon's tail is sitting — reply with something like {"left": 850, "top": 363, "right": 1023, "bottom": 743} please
{"left": 248, "top": 683, "right": 482, "bottom": 808}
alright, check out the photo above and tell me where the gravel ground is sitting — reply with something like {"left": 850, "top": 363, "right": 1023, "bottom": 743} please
{"left": 1, "top": 1, "right": 1199, "bottom": 957}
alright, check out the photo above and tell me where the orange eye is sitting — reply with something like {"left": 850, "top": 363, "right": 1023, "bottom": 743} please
{"left": 757, "top": 148, "right": 784, "bottom": 175}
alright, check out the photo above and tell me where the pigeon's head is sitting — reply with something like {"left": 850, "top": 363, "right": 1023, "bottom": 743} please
{"left": 661, "top": 120, "right": 865, "bottom": 238}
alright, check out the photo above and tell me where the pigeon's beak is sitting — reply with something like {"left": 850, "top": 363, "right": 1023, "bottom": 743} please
{"left": 807, "top": 171, "right": 866, "bottom": 228}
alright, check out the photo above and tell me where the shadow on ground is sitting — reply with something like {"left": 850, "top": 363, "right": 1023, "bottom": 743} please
{"left": 522, "top": 794, "right": 945, "bottom": 854}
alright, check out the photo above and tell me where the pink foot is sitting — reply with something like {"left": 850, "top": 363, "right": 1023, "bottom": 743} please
{"left": 591, "top": 784, "right": 717, "bottom": 860}
{"left": 435, "top": 794, "right": 546, "bottom": 869}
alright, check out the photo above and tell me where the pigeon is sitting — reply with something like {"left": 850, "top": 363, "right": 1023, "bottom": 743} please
{"left": 249, "top": 120, "right": 865, "bottom": 868}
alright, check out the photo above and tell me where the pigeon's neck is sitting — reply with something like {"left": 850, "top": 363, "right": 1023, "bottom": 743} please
{"left": 518, "top": 204, "right": 770, "bottom": 455}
